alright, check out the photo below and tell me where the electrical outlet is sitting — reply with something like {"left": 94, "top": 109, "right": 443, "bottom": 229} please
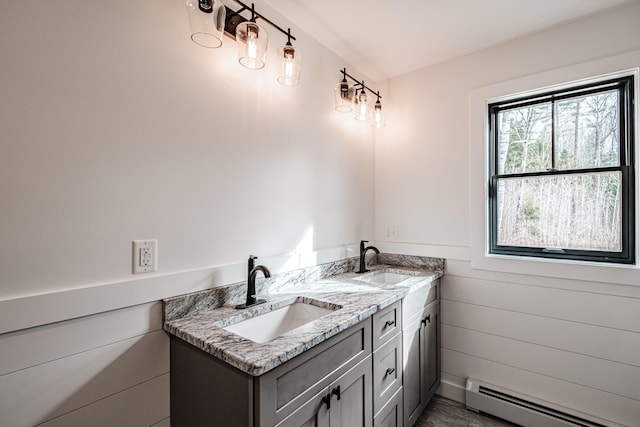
{"left": 384, "top": 226, "right": 399, "bottom": 241}
{"left": 132, "top": 239, "right": 157, "bottom": 274}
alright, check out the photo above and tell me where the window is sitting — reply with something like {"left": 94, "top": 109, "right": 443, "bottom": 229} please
{"left": 488, "top": 76, "right": 635, "bottom": 264}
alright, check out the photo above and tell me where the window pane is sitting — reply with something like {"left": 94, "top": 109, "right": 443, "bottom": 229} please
{"left": 496, "top": 172, "right": 622, "bottom": 251}
{"left": 497, "top": 103, "right": 552, "bottom": 174}
{"left": 555, "top": 90, "right": 619, "bottom": 170}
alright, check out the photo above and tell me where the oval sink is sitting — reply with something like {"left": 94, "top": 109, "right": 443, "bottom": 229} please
{"left": 223, "top": 301, "right": 339, "bottom": 343}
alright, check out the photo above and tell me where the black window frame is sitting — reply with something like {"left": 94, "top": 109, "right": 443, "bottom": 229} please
{"left": 488, "top": 75, "right": 635, "bottom": 264}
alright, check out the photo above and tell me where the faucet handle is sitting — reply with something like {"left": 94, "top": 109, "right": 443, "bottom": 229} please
{"left": 248, "top": 255, "right": 258, "bottom": 270}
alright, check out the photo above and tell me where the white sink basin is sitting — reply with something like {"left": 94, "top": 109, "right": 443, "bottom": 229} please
{"left": 355, "top": 270, "right": 415, "bottom": 285}
{"left": 223, "top": 301, "right": 338, "bottom": 343}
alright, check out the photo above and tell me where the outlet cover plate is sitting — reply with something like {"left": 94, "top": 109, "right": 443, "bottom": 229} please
{"left": 132, "top": 239, "right": 157, "bottom": 274}
{"left": 384, "top": 226, "right": 399, "bottom": 240}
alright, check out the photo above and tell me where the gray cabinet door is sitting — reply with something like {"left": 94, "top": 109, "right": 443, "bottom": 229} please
{"left": 278, "top": 356, "right": 372, "bottom": 427}
{"left": 422, "top": 303, "right": 440, "bottom": 398}
{"left": 402, "top": 315, "right": 423, "bottom": 426}
{"left": 403, "top": 301, "right": 441, "bottom": 427}
{"left": 329, "top": 356, "right": 373, "bottom": 427}
{"left": 276, "top": 388, "right": 330, "bottom": 427}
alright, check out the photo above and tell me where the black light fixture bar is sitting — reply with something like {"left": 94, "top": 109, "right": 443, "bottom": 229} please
{"left": 223, "top": 0, "right": 296, "bottom": 41}
{"left": 341, "top": 68, "right": 382, "bottom": 99}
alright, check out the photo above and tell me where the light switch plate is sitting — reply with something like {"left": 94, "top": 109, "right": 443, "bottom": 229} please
{"left": 132, "top": 239, "right": 157, "bottom": 274}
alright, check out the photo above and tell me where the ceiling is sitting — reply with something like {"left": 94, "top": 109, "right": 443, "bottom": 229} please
{"left": 263, "top": 0, "right": 638, "bottom": 81}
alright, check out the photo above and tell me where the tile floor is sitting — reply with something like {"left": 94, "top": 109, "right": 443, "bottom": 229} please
{"left": 415, "top": 395, "right": 519, "bottom": 427}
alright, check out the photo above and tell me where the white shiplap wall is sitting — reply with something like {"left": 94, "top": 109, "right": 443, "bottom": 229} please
{"left": 439, "top": 259, "right": 640, "bottom": 426}
{"left": 0, "top": 303, "right": 169, "bottom": 427}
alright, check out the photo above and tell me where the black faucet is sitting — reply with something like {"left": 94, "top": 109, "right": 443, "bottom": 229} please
{"left": 235, "top": 255, "right": 271, "bottom": 309}
{"left": 356, "top": 240, "right": 380, "bottom": 273}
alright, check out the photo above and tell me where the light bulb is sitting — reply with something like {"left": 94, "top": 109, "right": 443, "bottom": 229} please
{"left": 284, "top": 47, "right": 294, "bottom": 78}
{"left": 370, "top": 99, "right": 386, "bottom": 128}
{"left": 247, "top": 25, "right": 258, "bottom": 59}
{"left": 277, "top": 44, "right": 301, "bottom": 86}
{"left": 237, "top": 21, "right": 267, "bottom": 69}
{"left": 355, "top": 89, "right": 368, "bottom": 121}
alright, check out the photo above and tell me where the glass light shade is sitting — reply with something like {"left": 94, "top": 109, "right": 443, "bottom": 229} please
{"left": 236, "top": 22, "right": 268, "bottom": 70}
{"left": 185, "top": 0, "right": 226, "bottom": 48}
{"left": 334, "top": 81, "right": 355, "bottom": 112}
{"left": 370, "top": 101, "right": 386, "bottom": 128}
{"left": 277, "top": 45, "right": 302, "bottom": 86}
{"left": 354, "top": 90, "right": 369, "bottom": 121}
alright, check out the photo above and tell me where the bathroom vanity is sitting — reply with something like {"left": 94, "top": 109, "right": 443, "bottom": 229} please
{"left": 164, "top": 256, "right": 442, "bottom": 427}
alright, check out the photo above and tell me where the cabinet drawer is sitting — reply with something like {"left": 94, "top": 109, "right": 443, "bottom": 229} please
{"left": 257, "top": 320, "right": 372, "bottom": 426}
{"left": 373, "top": 387, "right": 403, "bottom": 427}
{"left": 402, "top": 279, "right": 438, "bottom": 324}
{"left": 372, "top": 332, "right": 402, "bottom": 414}
{"left": 372, "top": 301, "right": 401, "bottom": 349}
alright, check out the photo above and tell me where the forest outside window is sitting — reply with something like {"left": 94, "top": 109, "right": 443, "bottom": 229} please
{"left": 488, "top": 75, "right": 635, "bottom": 264}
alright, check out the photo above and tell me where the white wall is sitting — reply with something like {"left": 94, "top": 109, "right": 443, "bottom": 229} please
{"left": 0, "top": 0, "right": 376, "bottom": 425}
{"left": 376, "top": 3, "right": 640, "bottom": 426}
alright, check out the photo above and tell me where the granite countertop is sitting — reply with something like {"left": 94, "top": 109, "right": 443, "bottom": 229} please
{"left": 164, "top": 257, "right": 442, "bottom": 376}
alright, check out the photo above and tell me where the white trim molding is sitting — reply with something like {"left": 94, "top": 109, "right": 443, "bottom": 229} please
{"left": 0, "top": 244, "right": 359, "bottom": 334}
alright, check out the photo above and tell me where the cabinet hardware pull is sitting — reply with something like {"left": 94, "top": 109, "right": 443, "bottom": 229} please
{"left": 321, "top": 393, "right": 331, "bottom": 409}
{"left": 385, "top": 320, "right": 395, "bottom": 327}
{"left": 385, "top": 367, "right": 395, "bottom": 375}
{"left": 421, "top": 314, "right": 431, "bottom": 325}
{"left": 332, "top": 385, "right": 341, "bottom": 400}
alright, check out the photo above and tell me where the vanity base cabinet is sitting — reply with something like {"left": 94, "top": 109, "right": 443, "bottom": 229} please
{"left": 170, "top": 320, "right": 371, "bottom": 427}
{"left": 169, "top": 278, "right": 441, "bottom": 427}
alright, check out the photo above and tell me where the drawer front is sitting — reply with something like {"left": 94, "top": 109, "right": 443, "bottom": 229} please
{"left": 402, "top": 279, "right": 438, "bottom": 324}
{"left": 257, "top": 320, "right": 372, "bottom": 426}
{"left": 373, "top": 387, "right": 403, "bottom": 427}
{"left": 372, "top": 332, "right": 402, "bottom": 414}
{"left": 372, "top": 301, "right": 401, "bottom": 349}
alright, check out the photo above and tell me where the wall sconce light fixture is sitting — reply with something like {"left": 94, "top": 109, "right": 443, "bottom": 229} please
{"left": 334, "top": 68, "right": 356, "bottom": 112}
{"left": 185, "top": 0, "right": 301, "bottom": 85}
{"left": 334, "top": 69, "right": 386, "bottom": 128}
{"left": 185, "top": 0, "right": 226, "bottom": 48}
{"left": 371, "top": 92, "right": 386, "bottom": 128}
{"left": 235, "top": 4, "right": 268, "bottom": 70}
{"left": 354, "top": 80, "right": 370, "bottom": 121}
{"left": 277, "top": 29, "right": 302, "bottom": 86}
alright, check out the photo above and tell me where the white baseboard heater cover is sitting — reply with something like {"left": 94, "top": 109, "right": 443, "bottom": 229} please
{"left": 465, "top": 378, "right": 607, "bottom": 427}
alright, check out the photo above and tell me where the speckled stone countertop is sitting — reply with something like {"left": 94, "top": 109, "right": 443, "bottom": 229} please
{"left": 163, "top": 254, "right": 443, "bottom": 376}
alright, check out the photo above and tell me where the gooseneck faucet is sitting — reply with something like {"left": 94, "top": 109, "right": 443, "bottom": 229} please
{"left": 357, "top": 240, "right": 380, "bottom": 273}
{"left": 236, "top": 255, "right": 271, "bottom": 309}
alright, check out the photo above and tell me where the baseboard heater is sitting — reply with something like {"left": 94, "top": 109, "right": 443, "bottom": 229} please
{"left": 465, "top": 378, "right": 606, "bottom": 427}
